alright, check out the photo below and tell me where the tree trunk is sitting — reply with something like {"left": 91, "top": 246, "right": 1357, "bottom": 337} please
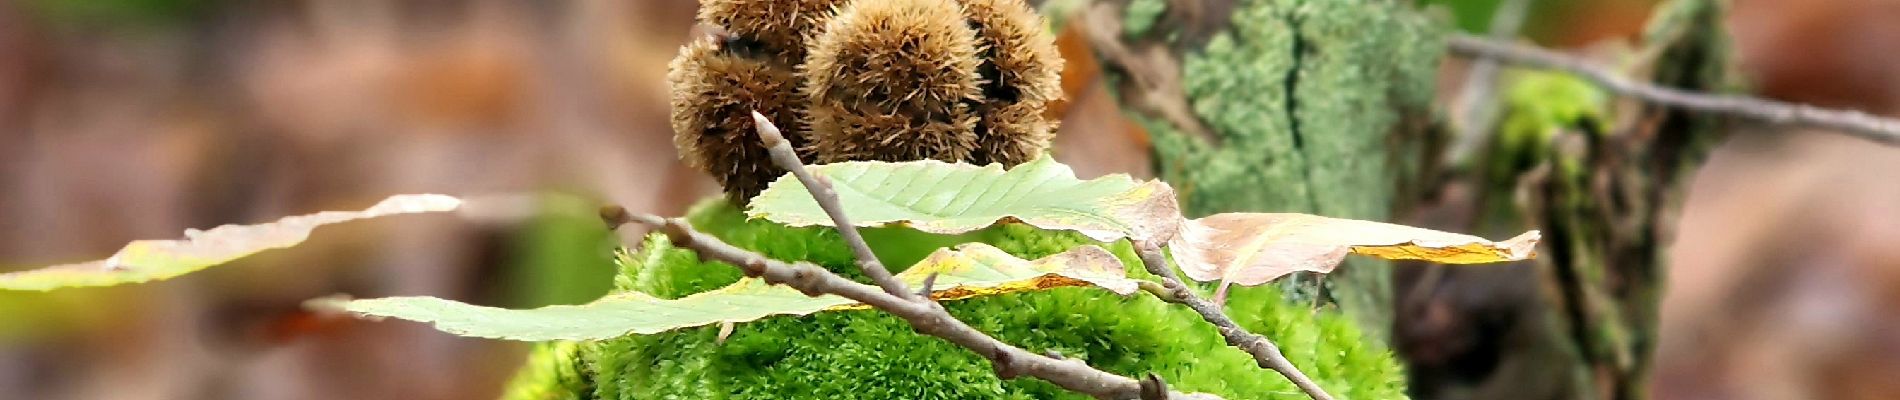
{"left": 1070, "top": 0, "right": 1445, "bottom": 338}
{"left": 1394, "top": 0, "right": 1732, "bottom": 399}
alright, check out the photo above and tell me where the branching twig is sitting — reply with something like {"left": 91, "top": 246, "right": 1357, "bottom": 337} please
{"left": 748, "top": 112, "right": 914, "bottom": 298}
{"left": 1447, "top": 35, "right": 1900, "bottom": 145}
{"left": 600, "top": 112, "right": 1221, "bottom": 399}
{"left": 1132, "top": 243, "right": 1335, "bottom": 400}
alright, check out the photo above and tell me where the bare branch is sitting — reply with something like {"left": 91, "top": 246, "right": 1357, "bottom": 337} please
{"left": 618, "top": 112, "right": 1327, "bottom": 399}
{"left": 1140, "top": 373, "right": 1172, "bottom": 400}
{"left": 1133, "top": 243, "right": 1335, "bottom": 400}
{"left": 1446, "top": 35, "right": 1900, "bottom": 145}
{"left": 1448, "top": 0, "right": 1535, "bottom": 164}
{"left": 749, "top": 111, "right": 912, "bottom": 298}
{"left": 613, "top": 213, "right": 1213, "bottom": 399}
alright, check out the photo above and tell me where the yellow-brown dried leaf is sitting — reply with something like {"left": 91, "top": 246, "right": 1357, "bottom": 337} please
{"left": 1169, "top": 213, "right": 1539, "bottom": 290}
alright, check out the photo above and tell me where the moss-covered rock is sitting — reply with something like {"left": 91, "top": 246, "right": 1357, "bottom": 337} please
{"left": 505, "top": 199, "right": 1408, "bottom": 399}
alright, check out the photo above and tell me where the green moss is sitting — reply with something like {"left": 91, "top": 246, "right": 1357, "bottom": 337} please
{"left": 1492, "top": 71, "right": 1609, "bottom": 193}
{"left": 502, "top": 342, "right": 595, "bottom": 400}
{"left": 517, "top": 199, "right": 1406, "bottom": 399}
{"left": 505, "top": 202, "right": 620, "bottom": 308}
{"left": 26, "top": 0, "right": 212, "bottom": 28}
{"left": 1500, "top": 71, "right": 1608, "bottom": 145}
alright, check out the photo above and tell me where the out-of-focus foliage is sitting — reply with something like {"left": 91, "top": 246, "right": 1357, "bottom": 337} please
{"left": 25, "top": 0, "right": 211, "bottom": 27}
{"left": 0, "top": 289, "right": 131, "bottom": 341}
{"left": 0, "top": 1, "right": 701, "bottom": 399}
{"left": 500, "top": 341, "right": 592, "bottom": 400}
{"left": 1500, "top": 71, "right": 1610, "bottom": 153}
{"left": 502, "top": 203, "right": 620, "bottom": 308}
{"left": 1418, "top": 0, "right": 1511, "bottom": 33}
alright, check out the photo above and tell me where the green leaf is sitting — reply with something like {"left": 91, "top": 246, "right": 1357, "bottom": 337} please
{"left": 319, "top": 243, "right": 1140, "bottom": 341}
{"left": 0, "top": 194, "right": 465, "bottom": 291}
{"left": 748, "top": 156, "right": 1181, "bottom": 243}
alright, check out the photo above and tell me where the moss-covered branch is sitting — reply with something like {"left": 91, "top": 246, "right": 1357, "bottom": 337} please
{"left": 1447, "top": 34, "right": 1900, "bottom": 145}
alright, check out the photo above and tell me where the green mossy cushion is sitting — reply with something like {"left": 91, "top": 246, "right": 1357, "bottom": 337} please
{"left": 506, "top": 199, "right": 1407, "bottom": 399}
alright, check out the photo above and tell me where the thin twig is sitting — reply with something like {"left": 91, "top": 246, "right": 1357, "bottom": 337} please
{"left": 1449, "top": 0, "right": 1536, "bottom": 164}
{"left": 749, "top": 111, "right": 913, "bottom": 298}
{"left": 1133, "top": 243, "right": 1335, "bottom": 400}
{"left": 1446, "top": 35, "right": 1900, "bottom": 145}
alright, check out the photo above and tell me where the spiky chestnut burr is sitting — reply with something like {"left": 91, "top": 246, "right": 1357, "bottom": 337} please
{"left": 668, "top": 35, "right": 812, "bottom": 204}
{"left": 803, "top": 0, "right": 984, "bottom": 163}
{"left": 697, "top": 0, "right": 852, "bottom": 66}
{"left": 959, "top": 0, "right": 1065, "bottom": 166}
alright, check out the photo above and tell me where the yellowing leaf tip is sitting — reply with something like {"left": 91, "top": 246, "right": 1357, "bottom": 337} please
{"left": 0, "top": 193, "right": 468, "bottom": 291}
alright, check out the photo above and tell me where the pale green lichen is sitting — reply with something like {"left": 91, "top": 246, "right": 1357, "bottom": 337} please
{"left": 1158, "top": 0, "right": 1441, "bottom": 219}
{"left": 504, "top": 199, "right": 1408, "bottom": 399}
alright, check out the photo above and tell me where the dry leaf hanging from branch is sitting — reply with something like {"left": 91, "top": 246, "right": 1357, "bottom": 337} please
{"left": 1168, "top": 213, "right": 1539, "bottom": 300}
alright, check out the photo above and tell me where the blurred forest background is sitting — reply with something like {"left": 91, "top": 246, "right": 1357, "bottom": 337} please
{"left": 2, "top": 0, "right": 1898, "bottom": 399}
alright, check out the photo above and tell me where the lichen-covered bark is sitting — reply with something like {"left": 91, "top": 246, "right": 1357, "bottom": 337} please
{"left": 1534, "top": 1, "right": 1730, "bottom": 398}
{"left": 1086, "top": 0, "right": 1444, "bottom": 335}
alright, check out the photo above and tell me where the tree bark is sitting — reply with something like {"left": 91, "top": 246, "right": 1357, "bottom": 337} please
{"left": 1072, "top": 0, "right": 1444, "bottom": 338}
